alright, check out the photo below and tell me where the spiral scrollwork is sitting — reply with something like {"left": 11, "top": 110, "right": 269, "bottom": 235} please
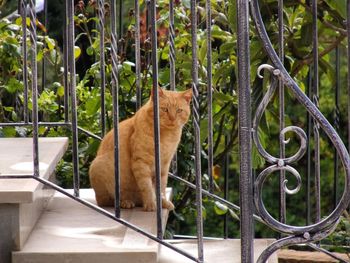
{"left": 253, "top": 62, "right": 315, "bottom": 236}
{"left": 256, "top": 220, "right": 341, "bottom": 263}
{"left": 250, "top": 0, "right": 350, "bottom": 260}
{"left": 253, "top": 65, "right": 308, "bottom": 165}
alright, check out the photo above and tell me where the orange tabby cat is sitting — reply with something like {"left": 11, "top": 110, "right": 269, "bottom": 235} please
{"left": 89, "top": 88, "right": 192, "bottom": 211}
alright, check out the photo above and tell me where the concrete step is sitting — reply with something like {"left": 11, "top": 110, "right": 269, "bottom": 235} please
{"left": 0, "top": 137, "right": 68, "bottom": 202}
{"left": 12, "top": 188, "right": 172, "bottom": 263}
{"left": 158, "top": 239, "right": 278, "bottom": 263}
{"left": 0, "top": 137, "right": 68, "bottom": 258}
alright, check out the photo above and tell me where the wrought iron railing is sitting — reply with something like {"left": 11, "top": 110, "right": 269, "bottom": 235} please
{"left": 0, "top": 0, "right": 349, "bottom": 262}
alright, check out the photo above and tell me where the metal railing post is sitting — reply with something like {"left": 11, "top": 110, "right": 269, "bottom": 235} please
{"left": 98, "top": 0, "right": 106, "bottom": 136}
{"left": 278, "top": 0, "right": 286, "bottom": 226}
{"left": 206, "top": 0, "right": 214, "bottom": 193}
{"left": 311, "top": 0, "right": 321, "bottom": 223}
{"left": 67, "top": 0, "right": 80, "bottom": 197}
{"left": 237, "top": 0, "right": 253, "bottom": 262}
{"left": 135, "top": 0, "right": 142, "bottom": 110}
{"left": 333, "top": 46, "right": 340, "bottom": 209}
{"left": 29, "top": 0, "right": 39, "bottom": 177}
{"left": 169, "top": 0, "right": 178, "bottom": 176}
{"left": 21, "top": 0, "right": 29, "bottom": 124}
{"left": 190, "top": 0, "right": 204, "bottom": 261}
{"left": 149, "top": 0, "right": 163, "bottom": 240}
{"left": 111, "top": 0, "right": 121, "bottom": 219}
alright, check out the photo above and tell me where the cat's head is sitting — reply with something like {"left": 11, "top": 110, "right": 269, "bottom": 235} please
{"left": 150, "top": 88, "right": 192, "bottom": 129}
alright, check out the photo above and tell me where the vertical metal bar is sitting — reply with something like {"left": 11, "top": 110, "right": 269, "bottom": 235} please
{"left": 98, "top": 0, "right": 106, "bottom": 136}
{"left": 135, "top": 0, "right": 142, "bottom": 110}
{"left": 333, "top": 46, "right": 340, "bottom": 209}
{"left": 169, "top": 0, "right": 175, "bottom": 92}
{"left": 40, "top": 0, "right": 48, "bottom": 94}
{"left": 29, "top": 0, "right": 39, "bottom": 176}
{"left": 150, "top": 0, "right": 163, "bottom": 239}
{"left": 224, "top": 134, "right": 229, "bottom": 239}
{"left": 119, "top": 0, "right": 123, "bottom": 39}
{"left": 312, "top": 0, "right": 321, "bottom": 223}
{"left": 306, "top": 69, "right": 312, "bottom": 225}
{"left": 67, "top": 0, "right": 80, "bottom": 197}
{"left": 191, "top": 0, "right": 204, "bottom": 261}
{"left": 278, "top": 0, "right": 286, "bottom": 226}
{"left": 206, "top": 0, "right": 214, "bottom": 192}
{"left": 347, "top": 0, "right": 350, "bottom": 212}
{"left": 63, "top": 2, "right": 69, "bottom": 123}
{"left": 348, "top": 0, "right": 350, "bottom": 153}
{"left": 237, "top": 0, "right": 253, "bottom": 262}
{"left": 146, "top": 0, "right": 151, "bottom": 70}
{"left": 110, "top": 0, "right": 121, "bottom": 218}
{"left": 169, "top": 0, "right": 178, "bottom": 176}
{"left": 21, "top": 0, "right": 29, "bottom": 123}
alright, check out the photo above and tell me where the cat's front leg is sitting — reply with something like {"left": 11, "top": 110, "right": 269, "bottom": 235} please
{"left": 132, "top": 161, "right": 156, "bottom": 211}
{"left": 161, "top": 168, "right": 174, "bottom": 210}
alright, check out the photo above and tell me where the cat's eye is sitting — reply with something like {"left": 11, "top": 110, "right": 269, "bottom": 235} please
{"left": 161, "top": 107, "right": 168, "bottom": 112}
{"left": 177, "top": 108, "right": 183, "bottom": 113}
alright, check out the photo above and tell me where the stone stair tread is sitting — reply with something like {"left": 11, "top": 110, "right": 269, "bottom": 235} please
{"left": 0, "top": 137, "right": 69, "bottom": 203}
{"left": 12, "top": 188, "right": 171, "bottom": 263}
{"left": 158, "top": 239, "right": 278, "bottom": 263}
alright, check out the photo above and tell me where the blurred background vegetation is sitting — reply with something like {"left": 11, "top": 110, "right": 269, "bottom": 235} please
{"left": 0, "top": 0, "right": 349, "bottom": 256}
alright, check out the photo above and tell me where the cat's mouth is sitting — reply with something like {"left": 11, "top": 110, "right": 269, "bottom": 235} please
{"left": 163, "top": 122, "right": 177, "bottom": 128}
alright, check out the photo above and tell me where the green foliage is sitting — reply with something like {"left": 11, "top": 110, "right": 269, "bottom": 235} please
{"left": 322, "top": 214, "right": 350, "bottom": 256}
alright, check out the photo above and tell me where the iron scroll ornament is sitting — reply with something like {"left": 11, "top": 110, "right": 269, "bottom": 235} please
{"left": 250, "top": 0, "right": 350, "bottom": 261}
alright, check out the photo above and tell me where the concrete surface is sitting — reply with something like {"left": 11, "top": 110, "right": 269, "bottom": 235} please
{"left": 0, "top": 137, "right": 68, "bottom": 262}
{"left": 0, "top": 137, "right": 68, "bottom": 203}
{"left": 13, "top": 188, "right": 172, "bottom": 263}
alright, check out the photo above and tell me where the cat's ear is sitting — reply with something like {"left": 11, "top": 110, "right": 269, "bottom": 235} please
{"left": 151, "top": 87, "right": 166, "bottom": 100}
{"left": 182, "top": 89, "right": 193, "bottom": 104}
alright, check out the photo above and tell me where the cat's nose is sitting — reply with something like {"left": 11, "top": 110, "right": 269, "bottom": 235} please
{"left": 168, "top": 112, "right": 176, "bottom": 121}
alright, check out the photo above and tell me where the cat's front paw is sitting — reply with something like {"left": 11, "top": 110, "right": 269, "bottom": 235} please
{"left": 121, "top": 200, "right": 135, "bottom": 209}
{"left": 143, "top": 201, "right": 156, "bottom": 212}
{"left": 162, "top": 199, "right": 175, "bottom": 210}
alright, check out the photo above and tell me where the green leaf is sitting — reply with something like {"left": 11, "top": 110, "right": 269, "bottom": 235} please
{"left": 86, "top": 46, "right": 94, "bottom": 56}
{"left": 39, "top": 126, "right": 46, "bottom": 135}
{"left": 324, "top": 0, "right": 346, "bottom": 19}
{"left": 200, "top": 118, "right": 208, "bottom": 144}
{"left": 85, "top": 139, "right": 100, "bottom": 155}
{"left": 11, "top": 111, "right": 18, "bottom": 122}
{"left": 53, "top": 82, "right": 65, "bottom": 97}
{"left": 199, "top": 39, "right": 207, "bottom": 64}
{"left": 45, "top": 36, "right": 55, "bottom": 50}
{"left": 74, "top": 46, "right": 81, "bottom": 59}
{"left": 227, "top": 0, "right": 237, "bottom": 33}
{"left": 37, "top": 50, "right": 43, "bottom": 61}
{"left": 182, "top": 0, "right": 191, "bottom": 8}
{"left": 3, "top": 106, "right": 14, "bottom": 112}
{"left": 86, "top": 96, "right": 101, "bottom": 116}
{"left": 123, "top": 61, "right": 135, "bottom": 67}
{"left": 2, "top": 127, "right": 16, "bottom": 137}
{"left": 4, "top": 78, "right": 23, "bottom": 93}
{"left": 211, "top": 25, "right": 231, "bottom": 40}
{"left": 15, "top": 17, "right": 22, "bottom": 26}
{"left": 159, "top": 68, "right": 170, "bottom": 85}
{"left": 213, "top": 92, "right": 237, "bottom": 105}
{"left": 214, "top": 201, "right": 228, "bottom": 215}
